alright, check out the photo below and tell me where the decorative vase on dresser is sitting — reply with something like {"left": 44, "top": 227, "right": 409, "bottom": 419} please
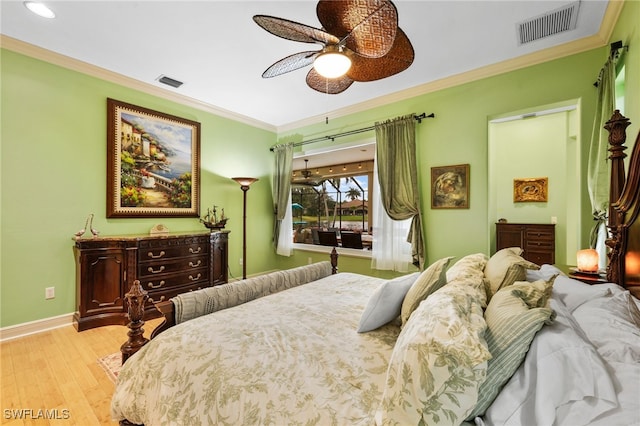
{"left": 495, "top": 222, "right": 555, "bottom": 265}
{"left": 73, "top": 231, "right": 229, "bottom": 331}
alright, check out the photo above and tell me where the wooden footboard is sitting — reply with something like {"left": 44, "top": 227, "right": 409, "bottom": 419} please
{"left": 121, "top": 248, "right": 339, "bottom": 363}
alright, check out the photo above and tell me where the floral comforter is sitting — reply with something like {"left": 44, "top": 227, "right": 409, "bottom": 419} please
{"left": 111, "top": 273, "right": 398, "bottom": 426}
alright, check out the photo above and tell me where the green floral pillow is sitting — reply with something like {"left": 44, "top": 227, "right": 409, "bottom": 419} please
{"left": 377, "top": 281, "right": 491, "bottom": 426}
{"left": 400, "top": 257, "right": 453, "bottom": 326}
{"left": 446, "top": 253, "right": 489, "bottom": 307}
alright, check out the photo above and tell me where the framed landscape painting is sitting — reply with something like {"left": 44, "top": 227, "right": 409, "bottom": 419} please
{"left": 431, "top": 164, "right": 470, "bottom": 209}
{"left": 107, "top": 98, "right": 201, "bottom": 218}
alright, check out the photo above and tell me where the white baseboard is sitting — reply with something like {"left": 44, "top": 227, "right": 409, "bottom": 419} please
{"left": 0, "top": 313, "right": 75, "bottom": 342}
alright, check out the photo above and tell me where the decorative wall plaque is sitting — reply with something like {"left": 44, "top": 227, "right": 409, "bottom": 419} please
{"left": 514, "top": 177, "right": 548, "bottom": 202}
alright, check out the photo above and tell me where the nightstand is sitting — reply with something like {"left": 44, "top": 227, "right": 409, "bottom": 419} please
{"left": 554, "top": 264, "right": 608, "bottom": 285}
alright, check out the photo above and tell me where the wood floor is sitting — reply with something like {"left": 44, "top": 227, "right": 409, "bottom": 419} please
{"left": 1, "top": 318, "right": 162, "bottom": 425}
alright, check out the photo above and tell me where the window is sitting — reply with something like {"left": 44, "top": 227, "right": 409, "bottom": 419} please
{"left": 291, "top": 159, "right": 374, "bottom": 250}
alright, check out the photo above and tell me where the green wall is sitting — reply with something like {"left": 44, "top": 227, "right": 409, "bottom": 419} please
{"left": 0, "top": 50, "right": 278, "bottom": 327}
{"left": 276, "top": 0, "right": 640, "bottom": 271}
{"left": 1, "top": 0, "right": 638, "bottom": 329}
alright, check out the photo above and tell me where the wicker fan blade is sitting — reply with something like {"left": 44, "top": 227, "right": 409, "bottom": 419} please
{"left": 347, "top": 28, "right": 413, "bottom": 82}
{"left": 253, "top": 15, "right": 340, "bottom": 45}
{"left": 316, "top": 0, "right": 397, "bottom": 58}
{"left": 262, "top": 51, "right": 320, "bottom": 78}
{"left": 306, "top": 68, "right": 354, "bottom": 94}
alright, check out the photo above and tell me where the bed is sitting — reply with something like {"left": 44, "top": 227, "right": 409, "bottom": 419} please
{"left": 112, "top": 111, "right": 640, "bottom": 426}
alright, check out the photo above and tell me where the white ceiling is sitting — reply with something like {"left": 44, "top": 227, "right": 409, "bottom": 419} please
{"left": 1, "top": 0, "right": 612, "bottom": 132}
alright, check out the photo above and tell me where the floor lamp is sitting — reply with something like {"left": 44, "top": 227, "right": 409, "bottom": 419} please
{"left": 232, "top": 177, "right": 258, "bottom": 279}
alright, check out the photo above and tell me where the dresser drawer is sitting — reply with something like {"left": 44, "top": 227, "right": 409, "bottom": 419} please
{"left": 147, "top": 282, "right": 207, "bottom": 304}
{"left": 138, "top": 254, "right": 209, "bottom": 278}
{"left": 137, "top": 268, "right": 209, "bottom": 293}
{"left": 138, "top": 237, "right": 210, "bottom": 261}
{"left": 524, "top": 250, "right": 555, "bottom": 265}
{"left": 525, "top": 229, "right": 554, "bottom": 241}
{"left": 525, "top": 239, "right": 554, "bottom": 251}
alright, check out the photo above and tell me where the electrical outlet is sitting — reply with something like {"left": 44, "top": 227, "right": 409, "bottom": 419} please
{"left": 239, "top": 258, "right": 243, "bottom": 266}
{"left": 45, "top": 287, "right": 55, "bottom": 300}
{"left": 308, "top": 257, "right": 312, "bottom": 265}
{"left": 551, "top": 216, "right": 558, "bottom": 224}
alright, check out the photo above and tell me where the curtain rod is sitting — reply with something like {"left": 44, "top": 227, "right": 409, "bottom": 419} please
{"left": 593, "top": 40, "right": 628, "bottom": 87}
{"left": 270, "top": 112, "right": 434, "bottom": 151}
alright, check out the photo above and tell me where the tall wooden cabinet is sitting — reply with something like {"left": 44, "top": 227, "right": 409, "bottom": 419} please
{"left": 73, "top": 231, "right": 229, "bottom": 331}
{"left": 495, "top": 223, "right": 555, "bottom": 265}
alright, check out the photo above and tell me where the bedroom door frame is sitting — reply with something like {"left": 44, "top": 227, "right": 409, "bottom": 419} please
{"left": 487, "top": 99, "right": 581, "bottom": 266}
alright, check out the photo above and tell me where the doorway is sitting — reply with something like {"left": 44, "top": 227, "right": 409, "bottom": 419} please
{"left": 488, "top": 101, "right": 581, "bottom": 265}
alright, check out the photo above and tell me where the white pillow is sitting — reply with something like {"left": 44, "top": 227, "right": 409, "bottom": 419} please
{"left": 482, "top": 297, "right": 618, "bottom": 426}
{"left": 357, "top": 273, "right": 419, "bottom": 332}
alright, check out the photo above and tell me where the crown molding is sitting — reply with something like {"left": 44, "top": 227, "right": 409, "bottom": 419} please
{"left": 277, "top": 0, "right": 623, "bottom": 133}
{"left": 2, "top": 0, "right": 623, "bottom": 136}
{"left": 0, "top": 35, "right": 277, "bottom": 133}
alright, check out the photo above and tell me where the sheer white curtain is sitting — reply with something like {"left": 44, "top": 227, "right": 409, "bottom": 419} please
{"left": 371, "top": 153, "right": 413, "bottom": 272}
{"left": 276, "top": 193, "right": 293, "bottom": 256}
{"left": 272, "top": 143, "right": 294, "bottom": 256}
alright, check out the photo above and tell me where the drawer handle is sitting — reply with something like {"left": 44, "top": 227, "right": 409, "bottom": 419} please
{"left": 189, "top": 247, "right": 202, "bottom": 254}
{"left": 149, "top": 295, "right": 166, "bottom": 303}
{"left": 148, "top": 251, "right": 165, "bottom": 259}
{"left": 148, "top": 266, "right": 166, "bottom": 274}
{"left": 148, "top": 280, "right": 165, "bottom": 289}
{"left": 189, "top": 273, "right": 202, "bottom": 281}
{"left": 189, "top": 260, "right": 202, "bottom": 268}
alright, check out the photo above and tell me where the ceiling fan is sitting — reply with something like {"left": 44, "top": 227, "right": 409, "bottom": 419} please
{"left": 293, "top": 159, "right": 325, "bottom": 186}
{"left": 253, "top": 0, "right": 414, "bottom": 94}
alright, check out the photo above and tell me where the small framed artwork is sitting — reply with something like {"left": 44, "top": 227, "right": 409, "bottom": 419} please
{"left": 431, "top": 164, "right": 470, "bottom": 209}
{"left": 513, "top": 177, "right": 548, "bottom": 202}
{"left": 107, "top": 98, "right": 201, "bottom": 218}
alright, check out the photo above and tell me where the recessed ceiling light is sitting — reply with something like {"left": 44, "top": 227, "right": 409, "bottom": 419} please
{"left": 24, "top": 1, "right": 56, "bottom": 19}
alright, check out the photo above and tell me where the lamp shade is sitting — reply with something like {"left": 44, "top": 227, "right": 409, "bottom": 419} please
{"left": 313, "top": 51, "right": 352, "bottom": 78}
{"left": 626, "top": 252, "right": 640, "bottom": 275}
{"left": 232, "top": 177, "right": 258, "bottom": 188}
{"left": 576, "top": 249, "right": 599, "bottom": 272}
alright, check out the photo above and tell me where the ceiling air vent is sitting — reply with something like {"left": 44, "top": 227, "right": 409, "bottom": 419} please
{"left": 517, "top": 1, "right": 580, "bottom": 45}
{"left": 157, "top": 75, "right": 184, "bottom": 88}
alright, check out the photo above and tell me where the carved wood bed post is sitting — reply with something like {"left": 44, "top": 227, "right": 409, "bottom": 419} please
{"left": 121, "top": 280, "right": 149, "bottom": 364}
{"left": 604, "top": 110, "right": 631, "bottom": 284}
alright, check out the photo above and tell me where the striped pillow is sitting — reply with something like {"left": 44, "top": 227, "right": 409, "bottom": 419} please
{"left": 400, "top": 257, "right": 453, "bottom": 326}
{"left": 466, "top": 278, "right": 556, "bottom": 420}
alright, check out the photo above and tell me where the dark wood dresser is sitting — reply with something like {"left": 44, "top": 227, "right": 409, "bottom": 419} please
{"left": 495, "top": 223, "right": 555, "bottom": 265}
{"left": 73, "top": 231, "right": 229, "bottom": 331}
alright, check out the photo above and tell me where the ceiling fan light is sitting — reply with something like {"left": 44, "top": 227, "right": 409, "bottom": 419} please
{"left": 313, "top": 52, "right": 351, "bottom": 78}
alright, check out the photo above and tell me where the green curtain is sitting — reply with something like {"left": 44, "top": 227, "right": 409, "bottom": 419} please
{"left": 271, "top": 143, "right": 293, "bottom": 250}
{"left": 375, "top": 114, "right": 424, "bottom": 268}
{"left": 587, "top": 55, "right": 616, "bottom": 247}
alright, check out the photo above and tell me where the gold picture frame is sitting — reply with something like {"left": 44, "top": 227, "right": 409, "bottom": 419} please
{"left": 513, "top": 177, "right": 548, "bottom": 202}
{"left": 107, "top": 98, "right": 201, "bottom": 218}
{"left": 431, "top": 164, "right": 470, "bottom": 209}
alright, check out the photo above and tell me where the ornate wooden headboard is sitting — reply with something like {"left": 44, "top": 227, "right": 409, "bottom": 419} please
{"left": 605, "top": 110, "right": 640, "bottom": 298}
